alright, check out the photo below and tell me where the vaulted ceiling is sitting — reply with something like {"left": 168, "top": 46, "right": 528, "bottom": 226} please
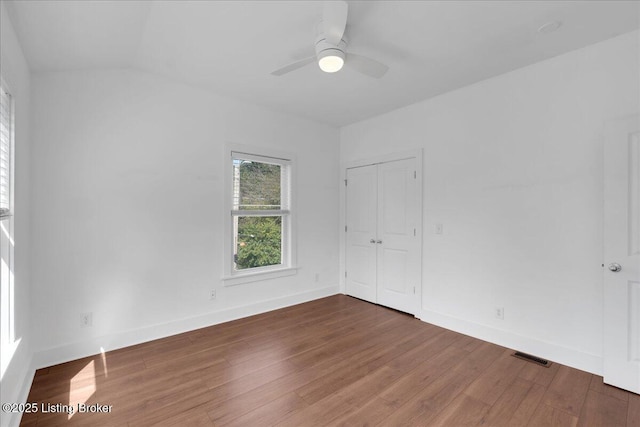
{"left": 5, "top": 1, "right": 639, "bottom": 126}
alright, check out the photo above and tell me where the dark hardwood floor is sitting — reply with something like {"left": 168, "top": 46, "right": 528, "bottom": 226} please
{"left": 19, "top": 295, "right": 639, "bottom": 426}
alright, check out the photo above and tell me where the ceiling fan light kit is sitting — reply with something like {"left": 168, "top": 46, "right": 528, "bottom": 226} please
{"left": 316, "top": 38, "right": 347, "bottom": 73}
{"left": 318, "top": 50, "right": 345, "bottom": 73}
{"left": 271, "top": 0, "right": 389, "bottom": 79}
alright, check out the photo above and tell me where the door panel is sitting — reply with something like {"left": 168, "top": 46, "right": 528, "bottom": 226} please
{"left": 381, "top": 167, "right": 408, "bottom": 235}
{"left": 604, "top": 115, "right": 640, "bottom": 393}
{"left": 347, "top": 244, "right": 377, "bottom": 302}
{"left": 630, "top": 281, "right": 640, "bottom": 362}
{"left": 380, "top": 248, "right": 408, "bottom": 293}
{"left": 377, "top": 158, "right": 418, "bottom": 314}
{"left": 345, "top": 165, "right": 377, "bottom": 303}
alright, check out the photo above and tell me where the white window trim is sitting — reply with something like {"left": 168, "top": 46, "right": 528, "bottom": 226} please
{"left": 222, "top": 143, "right": 297, "bottom": 286}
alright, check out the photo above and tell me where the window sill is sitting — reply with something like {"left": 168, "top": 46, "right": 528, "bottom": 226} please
{"left": 223, "top": 267, "right": 298, "bottom": 287}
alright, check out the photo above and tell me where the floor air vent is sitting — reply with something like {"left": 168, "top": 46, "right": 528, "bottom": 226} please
{"left": 512, "top": 351, "right": 551, "bottom": 368}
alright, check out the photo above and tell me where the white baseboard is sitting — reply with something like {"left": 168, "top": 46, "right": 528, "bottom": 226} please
{"left": 32, "top": 285, "right": 340, "bottom": 370}
{"left": 1, "top": 355, "right": 35, "bottom": 427}
{"left": 419, "top": 309, "right": 603, "bottom": 376}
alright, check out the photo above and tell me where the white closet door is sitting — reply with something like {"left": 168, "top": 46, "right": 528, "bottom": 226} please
{"left": 345, "top": 157, "right": 420, "bottom": 315}
{"left": 345, "top": 165, "right": 378, "bottom": 303}
{"left": 603, "top": 115, "right": 640, "bottom": 393}
{"left": 377, "top": 158, "right": 419, "bottom": 314}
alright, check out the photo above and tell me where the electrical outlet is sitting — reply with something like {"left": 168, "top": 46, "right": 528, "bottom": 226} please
{"left": 315, "top": 273, "right": 320, "bottom": 282}
{"left": 210, "top": 289, "right": 216, "bottom": 300}
{"left": 80, "top": 312, "right": 93, "bottom": 328}
{"left": 435, "top": 223, "right": 443, "bottom": 234}
{"left": 495, "top": 307, "right": 504, "bottom": 320}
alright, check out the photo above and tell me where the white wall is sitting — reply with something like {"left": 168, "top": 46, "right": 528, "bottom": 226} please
{"left": 0, "top": 2, "right": 33, "bottom": 427}
{"left": 30, "top": 69, "right": 340, "bottom": 367}
{"left": 340, "top": 31, "right": 640, "bottom": 374}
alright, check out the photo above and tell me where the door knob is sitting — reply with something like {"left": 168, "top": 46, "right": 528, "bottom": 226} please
{"left": 608, "top": 263, "right": 622, "bottom": 272}
{"left": 370, "top": 239, "right": 376, "bottom": 244}
{"left": 376, "top": 240, "right": 383, "bottom": 244}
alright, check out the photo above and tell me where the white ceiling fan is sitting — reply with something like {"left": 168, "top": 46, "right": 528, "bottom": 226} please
{"left": 271, "top": 1, "right": 389, "bottom": 78}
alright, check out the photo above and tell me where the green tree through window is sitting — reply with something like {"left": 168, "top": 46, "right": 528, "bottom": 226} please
{"left": 236, "top": 216, "right": 281, "bottom": 269}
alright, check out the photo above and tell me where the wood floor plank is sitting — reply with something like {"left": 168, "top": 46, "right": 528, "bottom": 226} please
{"left": 42, "top": 377, "right": 208, "bottom": 427}
{"left": 286, "top": 311, "right": 410, "bottom": 369}
{"left": 482, "top": 377, "right": 535, "bottom": 427}
{"left": 275, "top": 391, "right": 358, "bottom": 427}
{"left": 507, "top": 382, "right": 547, "bottom": 426}
{"left": 541, "top": 364, "right": 592, "bottom": 417}
{"left": 463, "top": 348, "right": 526, "bottom": 406}
{"left": 589, "top": 374, "right": 631, "bottom": 403}
{"left": 115, "top": 378, "right": 210, "bottom": 425}
{"left": 18, "top": 295, "right": 637, "bottom": 427}
{"left": 205, "top": 318, "right": 422, "bottom": 425}
{"left": 93, "top": 354, "right": 226, "bottom": 400}
{"left": 146, "top": 405, "right": 214, "bottom": 427}
{"left": 330, "top": 344, "right": 469, "bottom": 426}
{"left": 16, "top": 416, "right": 37, "bottom": 427}
{"left": 26, "top": 360, "right": 117, "bottom": 402}
{"left": 225, "top": 302, "right": 373, "bottom": 355}
{"left": 428, "top": 394, "right": 492, "bottom": 426}
{"left": 327, "top": 396, "right": 397, "bottom": 427}
{"left": 187, "top": 295, "right": 359, "bottom": 349}
{"left": 203, "top": 360, "right": 300, "bottom": 406}
{"left": 450, "top": 333, "right": 485, "bottom": 353}
{"left": 378, "top": 342, "right": 468, "bottom": 405}
{"left": 527, "top": 403, "right": 579, "bottom": 427}
{"left": 384, "top": 328, "right": 459, "bottom": 372}
{"left": 518, "top": 357, "right": 560, "bottom": 388}
{"left": 287, "top": 342, "right": 454, "bottom": 427}
{"left": 205, "top": 362, "right": 323, "bottom": 424}
{"left": 380, "top": 341, "right": 503, "bottom": 426}
{"left": 142, "top": 336, "right": 250, "bottom": 369}
{"left": 629, "top": 393, "right": 640, "bottom": 427}
{"left": 295, "top": 325, "right": 428, "bottom": 405}
{"left": 222, "top": 392, "right": 309, "bottom": 427}
{"left": 577, "top": 390, "right": 628, "bottom": 427}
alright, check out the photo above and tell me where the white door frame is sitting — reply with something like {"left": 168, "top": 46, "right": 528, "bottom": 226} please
{"left": 340, "top": 149, "right": 423, "bottom": 316}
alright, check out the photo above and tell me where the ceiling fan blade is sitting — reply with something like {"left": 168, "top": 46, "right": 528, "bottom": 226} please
{"left": 346, "top": 53, "right": 389, "bottom": 78}
{"left": 323, "top": 0, "right": 348, "bottom": 45}
{"left": 271, "top": 57, "right": 316, "bottom": 76}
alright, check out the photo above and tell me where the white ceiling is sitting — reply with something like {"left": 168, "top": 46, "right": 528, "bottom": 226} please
{"left": 5, "top": 0, "right": 640, "bottom": 127}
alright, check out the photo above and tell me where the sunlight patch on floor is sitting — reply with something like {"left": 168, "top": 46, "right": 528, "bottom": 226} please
{"left": 100, "top": 347, "right": 109, "bottom": 378}
{"left": 68, "top": 360, "right": 96, "bottom": 419}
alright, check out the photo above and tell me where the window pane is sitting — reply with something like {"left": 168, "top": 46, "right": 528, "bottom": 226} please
{"left": 0, "top": 85, "right": 10, "bottom": 213}
{"left": 233, "top": 159, "right": 281, "bottom": 210}
{"left": 235, "top": 216, "right": 282, "bottom": 270}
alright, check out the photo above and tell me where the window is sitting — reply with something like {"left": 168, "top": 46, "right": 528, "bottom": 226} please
{"left": 226, "top": 149, "right": 295, "bottom": 282}
{"left": 0, "top": 77, "right": 16, "bottom": 379}
{"left": 0, "top": 81, "right": 12, "bottom": 220}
